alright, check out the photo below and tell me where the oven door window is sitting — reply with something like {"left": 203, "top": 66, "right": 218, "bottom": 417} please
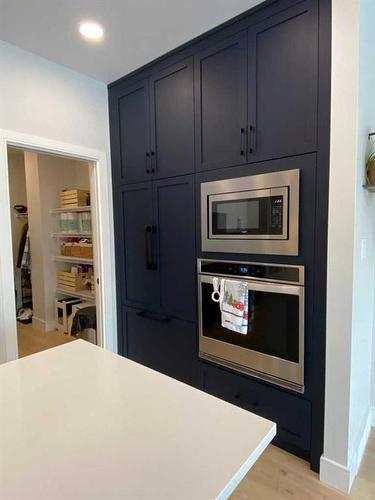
{"left": 209, "top": 187, "right": 288, "bottom": 239}
{"left": 201, "top": 281, "right": 299, "bottom": 362}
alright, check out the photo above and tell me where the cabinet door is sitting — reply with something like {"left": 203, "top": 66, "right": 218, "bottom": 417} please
{"left": 153, "top": 175, "right": 196, "bottom": 321}
{"left": 119, "top": 183, "right": 158, "bottom": 308}
{"left": 194, "top": 32, "right": 248, "bottom": 171}
{"left": 150, "top": 58, "right": 194, "bottom": 178}
{"left": 248, "top": 0, "right": 318, "bottom": 162}
{"left": 123, "top": 307, "right": 198, "bottom": 385}
{"left": 117, "top": 79, "right": 151, "bottom": 183}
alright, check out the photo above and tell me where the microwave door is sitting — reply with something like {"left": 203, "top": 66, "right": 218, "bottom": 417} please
{"left": 208, "top": 187, "right": 288, "bottom": 241}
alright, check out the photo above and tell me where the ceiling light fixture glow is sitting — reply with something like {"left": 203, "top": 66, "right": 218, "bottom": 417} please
{"left": 79, "top": 21, "right": 104, "bottom": 41}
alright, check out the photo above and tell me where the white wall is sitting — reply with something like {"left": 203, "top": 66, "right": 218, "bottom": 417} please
{"left": 0, "top": 41, "right": 109, "bottom": 151}
{"left": 0, "top": 40, "right": 113, "bottom": 363}
{"left": 321, "top": 0, "right": 375, "bottom": 493}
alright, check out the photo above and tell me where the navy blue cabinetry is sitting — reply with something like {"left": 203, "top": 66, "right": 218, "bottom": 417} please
{"left": 194, "top": 32, "right": 248, "bottom": 171}
{"left": 110, "top": 80, "right": 151, "bottom": 184}
{"left": 194, "top": 0, "right": 318, "bottom": 171}
{"left": 202, "top": 363, "right": 311, "bottom": 459}
{"left": 150, "top": 59, "right": 195, "bottom": 179}
{"left": 247, "top": 0, "right": 318, "bottom": 162}
{"left": 109, "top": 0, "right": 330, "bottom": 474}
{"left": 123, "top": 306, "right": 199, "bottom": 386}
{"left": 116, "top": 175, "right": 196, "bottom": 321}
{"left": 110, "top": 59, "right": 194, "bottom": 185}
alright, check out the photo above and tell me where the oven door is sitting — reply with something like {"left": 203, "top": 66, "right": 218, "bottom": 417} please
{"left": 208, "top": 187, "right": 288, "bottom": 240}
{"left": 198, "top": 274, "right": 304, "bottom": 392}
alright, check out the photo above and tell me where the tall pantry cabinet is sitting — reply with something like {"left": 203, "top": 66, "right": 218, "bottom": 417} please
{"left": 109, "top": 0, "right": 331, "bottom": 473}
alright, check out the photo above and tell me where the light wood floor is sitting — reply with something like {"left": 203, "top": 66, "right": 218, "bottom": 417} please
{"left": 17, "top": 322, "right": 76, "bottom": 358}
{"left": 16, "top": 323, "right": 375, "bottom": 499}
{"left": 232, "top": 429, "right": 375, "bottom": 500}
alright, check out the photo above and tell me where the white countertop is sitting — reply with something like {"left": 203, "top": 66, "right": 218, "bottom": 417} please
{"left": 0, "top": 340, "right": 276, "bottom": 500}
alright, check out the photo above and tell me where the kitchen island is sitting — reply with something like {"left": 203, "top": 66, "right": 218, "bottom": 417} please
{"left": 0, "top": 340, "right": 275, "bottom": 499}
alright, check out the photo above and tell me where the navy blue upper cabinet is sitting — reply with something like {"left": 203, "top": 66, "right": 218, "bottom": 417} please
{"left": 153, "top": 175, "right": 196, "bottom": 321}
{"left": 116, "top": 80, "right": 151, "bottom": 184}
{"left": 150, "top": 59, "right": 195, "bottom": 179}
{"left": 194, "top": 32, "right": 248, "bottom": 171}
{"left": 247, "top": 0, "right": 318, "bottom": 162}
{"left": 119, "top": 183, "right": 159, "bottom": 308}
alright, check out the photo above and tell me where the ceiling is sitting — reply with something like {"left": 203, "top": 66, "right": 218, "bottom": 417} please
{"left": 0, "top": 0, "right": 262, "bottom": 84}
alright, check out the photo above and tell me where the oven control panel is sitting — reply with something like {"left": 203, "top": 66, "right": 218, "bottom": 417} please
{"left": 199, "top": 260, "right": 303, "bottom": 285}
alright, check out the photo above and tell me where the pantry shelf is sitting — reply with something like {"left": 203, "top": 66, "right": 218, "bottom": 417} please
{"left": 53, "top": 256, "right": 94, "bottom": 265}
{"left": 55, "top": 288, "right": 96, "bottom": 302}
{"left": 50, "top": 206, "right": 91, "bottom": 214}
{"left": 51, "top": 232, "right": 92, "bottom": 238}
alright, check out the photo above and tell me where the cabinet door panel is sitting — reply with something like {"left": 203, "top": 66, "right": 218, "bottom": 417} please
{"left": 153, "top": 175, "right": 196, "bottom": 321}
{"left": 123, "top": 307, "right": 198, "bottom": 385}
{"left": 248, "top": 0, "right": 318, "bottom": 161}
{"left": 195, "top": 32, "right": 248, "bottom": 171}
{"left": 150, "top": 59, "right": 194, "bottom": 178}
{"left": 119, "top": 183, "right": 158, "bottom": 308}
{"left": 118, "top": 80, "right": 151, "bottom": 183}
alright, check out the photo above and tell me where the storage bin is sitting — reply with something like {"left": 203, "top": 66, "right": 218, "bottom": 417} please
{"left": 78, "top": 212, "right": 92, "bottom": 232}
{"left": 57, "top": 271, "right": 91, "bottom": 292}
{"left": 60, "top": 189, "right": 89, "bottom": 208}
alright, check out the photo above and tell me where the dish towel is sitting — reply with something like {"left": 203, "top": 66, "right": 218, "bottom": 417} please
{"left": 219, "top": 279, "right": 249, "bottom": 335}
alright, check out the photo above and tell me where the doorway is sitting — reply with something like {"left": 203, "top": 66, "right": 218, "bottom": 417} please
{"left": 0, "top": 130, "right": 117, "bottom": 363}
{"left": 7, "top": 147, "right": 100, "bottom": 357}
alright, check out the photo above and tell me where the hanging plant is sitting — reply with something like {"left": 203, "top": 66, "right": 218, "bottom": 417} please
{"left": 366, "top": 150, "right": 375, "bottom": 185}
{"left": 366, "top": 135, "right": 375, "bottom": 185}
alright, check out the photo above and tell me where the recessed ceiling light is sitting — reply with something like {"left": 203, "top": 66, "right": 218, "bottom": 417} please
{"left": 79, "top": 21, "right": 104, "bottom": 41}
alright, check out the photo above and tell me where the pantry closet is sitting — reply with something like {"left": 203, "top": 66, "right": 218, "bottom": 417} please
{"left": 7, "top": 147, "right": 99, "bottom": 358}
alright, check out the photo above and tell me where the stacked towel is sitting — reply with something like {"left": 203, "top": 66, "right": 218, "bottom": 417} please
{"left": 219, "top": 279, "right": 249, "bottom": 335}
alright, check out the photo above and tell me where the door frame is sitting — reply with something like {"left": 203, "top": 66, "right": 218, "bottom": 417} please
{"left": 0, "top": 128, "right": 117, "bottom": 362}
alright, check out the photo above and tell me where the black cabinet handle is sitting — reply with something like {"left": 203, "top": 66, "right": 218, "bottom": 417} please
{"left": 240, "top": 127, "right": 247, "bottom": 157}
{"left": 151, "top": 151, "right": 155, "bottom": 156}
{"left": 136, "top": 310, "right": 171, "bottom": 323}
{"left": 144, "top": 225, "right": 157, "bottom": 270}
{"left": 146, "top": 152, "right": 150, "bottom": 157}
{"left": 234, "top": 392, "right": 259, "bottom": 407}
{"left": 145, "top": 225, "right": 153, "bottom": 270}
{"left": 249, "top": 125, "right": 255, "bottom": 154}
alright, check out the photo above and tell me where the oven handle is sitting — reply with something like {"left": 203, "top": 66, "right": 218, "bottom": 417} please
{"left": 198, "top": 274, "right": 303, "bottom": 296}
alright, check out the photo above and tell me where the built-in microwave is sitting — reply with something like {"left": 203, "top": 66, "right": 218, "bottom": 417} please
{"left": 201, "top": 169, "right": 299, "bottom": 255}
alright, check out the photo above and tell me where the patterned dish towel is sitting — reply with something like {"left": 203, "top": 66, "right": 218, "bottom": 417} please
{"left": 220, "top": 279, "right": 249, "bottom": 335}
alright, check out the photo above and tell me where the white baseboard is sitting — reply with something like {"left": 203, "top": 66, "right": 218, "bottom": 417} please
{"left": 320, "top": 456, "right": 353, "bottom": 493}
{"left": 32, "top": 316, "right": 56, "bottom": 332}
{"left": 320, "top": 409, "right": 372, "bottom": 493}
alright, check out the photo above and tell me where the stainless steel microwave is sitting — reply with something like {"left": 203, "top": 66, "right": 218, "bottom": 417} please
{"left": 201, "top": 169, "right": 300, "bottom": 255}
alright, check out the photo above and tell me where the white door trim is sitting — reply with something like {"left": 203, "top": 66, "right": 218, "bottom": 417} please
{"left": 0, "top": 128, "right": 117, "bottom": 362}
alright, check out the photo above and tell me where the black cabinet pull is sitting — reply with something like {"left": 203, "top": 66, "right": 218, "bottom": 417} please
{"left": 151, "top": 151, "right": 155, "bottom": 156}
{"left": 146, "top": 152, "right": 150, "bottom": 157}
{"left": 249, "top": 125, "right": 255, "bottom": 154}
{"left": 136, "top": 310, "right": 171, "bottom": 323}
{"left": 146, "top": 169, "right": 150, "bottom": 174}
{"left": 145, "top": 225, "right": 157, "bottom": 270}
{"left": 145, "top": 225, "right": 153, "bottom": 270}
{"left": 240, "top": 127, "right": 247, "bottom": 157}
{"left": 234, "top": 392, "right": 259, "bottom": 407}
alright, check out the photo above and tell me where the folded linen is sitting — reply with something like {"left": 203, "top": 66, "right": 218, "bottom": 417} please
{"left": 219, "top": 279, "right": 249, "bottom": 335}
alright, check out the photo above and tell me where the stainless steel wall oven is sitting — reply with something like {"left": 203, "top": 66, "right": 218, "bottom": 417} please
{"left": 198, "top": 259, "right": 305, "bottom": 393}
{"left": 201, "top": 169, "right": 299, "bottom": 255}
